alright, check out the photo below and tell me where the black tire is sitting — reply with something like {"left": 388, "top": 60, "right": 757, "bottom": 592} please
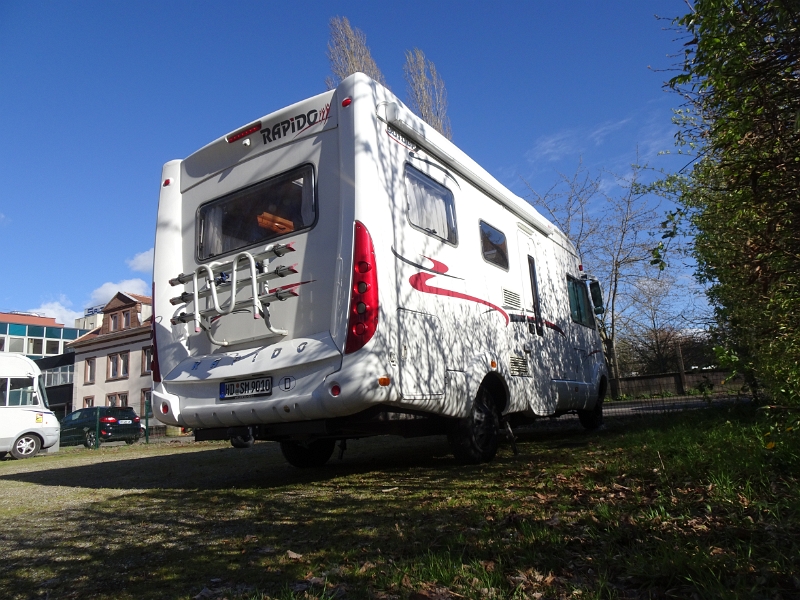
{"left": 578, "top": 393, "right": 604, "bottom": 430}
{"left": 230, "top": 435, "right": 255, "bottom": 449}
{"left": 125, "top": 438, "right": 138, "bottom": 445}
{"left": 279, "top": 439, "right": 336, "bottom": 468}
{"left": 0, "top": 451, "right": 7, "bottom": 459}
{"left": 11, "top": 434, "right": 41, "bottom": 459}
{"left": 84, "top": 431, "right": 98, "bottom": 449}
{"left": 447, "top": 386, "right": 500, "bottom": 464}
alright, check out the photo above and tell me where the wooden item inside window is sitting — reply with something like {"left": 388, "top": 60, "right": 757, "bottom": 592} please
{"left": 257, "top": 212, "right": 294, "bottom": 234}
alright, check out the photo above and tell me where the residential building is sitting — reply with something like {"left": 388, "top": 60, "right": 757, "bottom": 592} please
{"left": 0, "top": 312, "right": 90, "bottom": 359}
{"left": 67, "top": 292, "right": 154, "bottom": 419}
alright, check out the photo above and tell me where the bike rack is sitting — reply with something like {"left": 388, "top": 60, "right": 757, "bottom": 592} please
{"left": 169, "top": 242, "right": 298, "bottom": 347}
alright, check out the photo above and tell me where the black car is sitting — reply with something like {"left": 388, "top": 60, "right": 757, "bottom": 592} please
{"left": 60, "top": 406, "right": 142, "bottom": 448}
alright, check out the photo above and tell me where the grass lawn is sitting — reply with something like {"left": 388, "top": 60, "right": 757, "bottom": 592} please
{"left": 0, "top": 404, "right": 797, "bottom": 600}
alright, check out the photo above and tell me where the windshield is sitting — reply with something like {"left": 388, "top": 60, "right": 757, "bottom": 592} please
{"left": 0, "top": 377, "right": 38, "bottom": 406}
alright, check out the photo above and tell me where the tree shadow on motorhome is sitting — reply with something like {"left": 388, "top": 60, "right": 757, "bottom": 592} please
{"left": 1, "top": 406, "right": 796, "bottom": 600}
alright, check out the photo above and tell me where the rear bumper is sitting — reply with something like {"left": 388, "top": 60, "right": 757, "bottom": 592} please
{"left": 153, "top": 333, "right": 392, "bottom": 429}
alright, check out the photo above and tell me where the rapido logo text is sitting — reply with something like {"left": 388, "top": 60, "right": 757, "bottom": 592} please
{"left": 261, "top": 103, "right": 331, "bottom": 144}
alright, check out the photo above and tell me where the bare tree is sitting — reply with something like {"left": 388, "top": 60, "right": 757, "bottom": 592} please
{"left": 325, "top": 16, "right": 386, "bottom": 90}
{"left": 403, "top": 48, "right": 452, "bottom": 140}
{"left": 525, "top": 158, "right": 683, "bottom": 392}
{"left": 521, "top": 159, "right": 602, "bottom": 262}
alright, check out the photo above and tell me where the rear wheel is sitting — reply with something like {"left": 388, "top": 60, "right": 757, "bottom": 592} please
{"left": 279, "top": 439, "right": 336, "bottom": 468}
{"left": 0, "top": 451, "right": 7, "bottom": 459}
{"left": 578, "top": 391, "right": 605, "bottom": 430}
{"left": 231, "top": 435, "right": 255, "bottom": 449}
{"left": 447, "top": 385, "right": 500, "bottom": 464}
{"left": 11, "top": 434, "right": 41, "bottom": 459}
{"left": 84, "top": 431, "right": 98, "bottom": 449}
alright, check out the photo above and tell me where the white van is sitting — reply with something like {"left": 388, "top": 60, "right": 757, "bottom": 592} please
{"left": 151, "top": 73, "right": 608, "bottom": 467}
{"left": 0, "top": 354, "right": 60, "bottom": 459}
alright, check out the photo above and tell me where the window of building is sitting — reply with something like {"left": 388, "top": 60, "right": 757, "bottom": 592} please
{"left": 45, "top": 340, "right": 60, "bottom": 355}
{"left": 141, "top": 389, "right": 152, "bottom": 418}
{"left": 44, "top": 365, "right": 74, "bottom": 387}
{"left": 479, "top": 221, "right": 509, "bottom": 270}
{"left": 123, "top": 310, "right": 131, "bottom": 328}
{"left": 404, "top": 165, "right": 458, "bottom": 245}
{"left": 197, "top": 164, "right": 316, "bottom": 260}
{"left": 9, "top": 337, "right": 24, "bottom": 353}
{"left": 85, "top": 357, "right": 96, "bottom": 384}
{"left": 108, "top": 352, "right": 129, "bottom": 380}
{"left": 26, "top": 338, "right": 43, "bottom": 355}
{"left": 142, "top": 346, "right": 152, "bottom": 375}
{"left": 110, "top": 313, "right": 119, "bottom": 331}
{"left": 107, "top": 392, "right": 129, "bottom": 407}
{"left": 84, "top": 396, "right": 94, "bottom": 408}
{"left": 566, "top": 277, "right": 595, "bottom": 329}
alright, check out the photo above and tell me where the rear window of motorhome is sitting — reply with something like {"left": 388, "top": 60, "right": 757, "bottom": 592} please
{"left": 404, "top": 165, "right": 457, "bottom": 245}
{"left": 479, "top": 221, "right": 509, "bottom": 270}
{"left": 567, "top": 277, "right": 595, "bottom": 328}
{"left": 0, "top": 377, "right": 38, "bottom": 406}
{"left": 197, "top": 164, "right": 315, "bottom": 260}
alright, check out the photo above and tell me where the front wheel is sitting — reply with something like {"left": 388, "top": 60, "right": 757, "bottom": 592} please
{"left": 11, "top": 434, "right": 41, "bottom": 459}
{"left": 279, "top": 439, "right": 336, "bottom": 468}
{"left": 578, "top": 394, "right": 604, "bottom": 430}
{"left": 447, "top": 386, "right": 500, "bottom": 464}
{"left": 84, "top": 431, "right": 98, "bottom": 449}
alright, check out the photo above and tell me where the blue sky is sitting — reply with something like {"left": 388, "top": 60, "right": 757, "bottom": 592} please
{"left": 0, "top": 0, "right": 690, "bottom": 325}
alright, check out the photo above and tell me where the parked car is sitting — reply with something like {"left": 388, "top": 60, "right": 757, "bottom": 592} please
{"left": 60, "top": 406, "right": 141, "bottom": 448}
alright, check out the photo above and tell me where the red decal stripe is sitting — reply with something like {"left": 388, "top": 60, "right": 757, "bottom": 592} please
{"left": 409, "top": 257, "right": 509, "bottom": 325}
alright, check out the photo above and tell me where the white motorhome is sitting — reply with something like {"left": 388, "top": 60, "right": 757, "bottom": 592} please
{"left": 0, "top": 354, "right": 60, "bottom": 459}
{"left": 151, "top": 73, "right": 608, "bottom": 467}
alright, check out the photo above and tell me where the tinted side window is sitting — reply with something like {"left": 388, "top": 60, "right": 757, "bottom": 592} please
{"left": 567, "top": 277, "right": 595, "bottom": 328}
{"left": 479, "top": 221, "right": 509, "bottom": 270}
{"left": 197, "top": 164, "right": 315, "bottom": 260}
{"left": 404, "top": 165, "right": 457, "bottom": 244}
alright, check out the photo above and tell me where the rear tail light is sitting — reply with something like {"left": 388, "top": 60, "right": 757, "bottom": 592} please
{"left": 345, "top": 221, "right": 378, "bottom": 354}
{"left": 134, "top": 416, "right": 140, "bottom": 423}
{"left": 151, "top": 282, "right": 162, "bottom": 383}
{"left": 100, "top": 416, "right": 117, "bottom": 423}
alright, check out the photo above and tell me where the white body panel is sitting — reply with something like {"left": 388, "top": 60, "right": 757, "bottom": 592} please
{"left": 0, "top": 354, "right": 60, "bottom": 453}
{"left": 152, "top": 74, "right": 607, "bottom": 436}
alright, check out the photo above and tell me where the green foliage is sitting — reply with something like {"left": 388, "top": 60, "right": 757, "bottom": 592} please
{"left": 667, "top": 0, "right": 800, "bottom": 404}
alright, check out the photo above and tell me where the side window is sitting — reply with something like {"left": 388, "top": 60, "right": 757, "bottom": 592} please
{"left": 567, "top": 277, "right": 595, "bottom": 328}
{"left": 479, "top": 221, "right": 509, "bottom": 270}
{"left": 404, "top": 165, "right": 457, "bottom": 245}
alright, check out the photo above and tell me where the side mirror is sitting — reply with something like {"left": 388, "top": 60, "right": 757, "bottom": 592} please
{"left": 589, "top": 281, "right": 605, "bottom": 315}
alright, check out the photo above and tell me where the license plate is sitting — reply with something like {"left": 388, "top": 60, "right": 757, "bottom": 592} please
{"left": 119, "top": 419, "right": 132, "bottom": 425}
{"left": 220, "top": 377, "right": 272, "bottom": 400}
